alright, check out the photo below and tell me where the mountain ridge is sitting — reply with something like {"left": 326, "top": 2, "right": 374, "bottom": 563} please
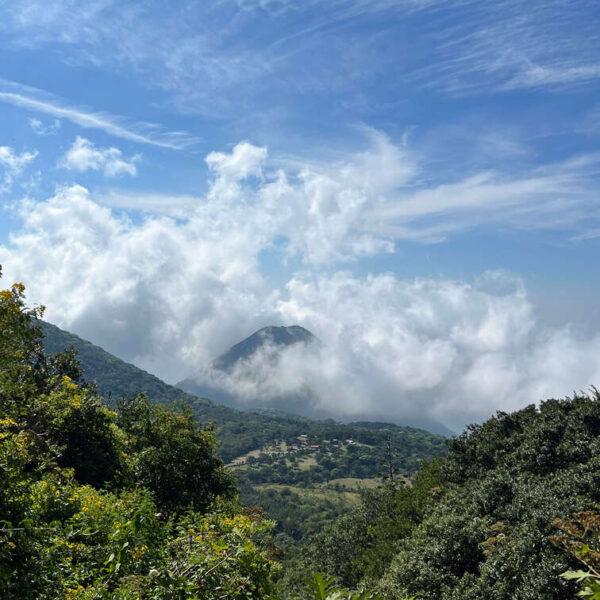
{"left": 176, "top": 324, "right": 318, "bottom": 416}
{"left": 40, "top": 320, "right": 449, "bottom": 462}
{"left": 212, "top": 325, "right": 316, "bottom": 372}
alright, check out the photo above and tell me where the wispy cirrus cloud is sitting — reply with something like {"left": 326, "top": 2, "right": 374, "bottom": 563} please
{"left": 234, "top": 0, "right": 448, "bottom": 17}
{"left": 0, "top": 80, "right": 201, "bottom": 149}
{"left": 1, "top": 0, "right": 597, "bottom": 122}
{"left": 415, "top": 0, "right": 600, "bottom": 94}
{"left": 570, "top": 229, "right": 600, "bottom": 243}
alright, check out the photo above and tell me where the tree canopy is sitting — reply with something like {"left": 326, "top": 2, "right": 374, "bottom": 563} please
{"left": 0, "top": 270, "right": 276, "bottom": 599}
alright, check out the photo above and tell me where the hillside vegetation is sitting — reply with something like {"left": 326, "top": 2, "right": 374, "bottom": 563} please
{"left": 40, "top": 319, "right": 448, "bottom": 564}
{"left": 294, "top": 394, "right": 600, "bottom": 599}
{"left": 0, "top": 276, "right": 278, "bottom": 599}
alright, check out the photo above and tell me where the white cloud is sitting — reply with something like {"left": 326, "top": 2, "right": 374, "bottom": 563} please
{"left": 189, "top": 269, "right": 600, "bottom": 431}
{"left": 206, "top": 142, "right": 267, "bottom": 182}
{"left": 0, "top": 183, "right": 274, "bottom": 382}
{"left": 98, "top": 190, "right": 201, "bottom": 218}
{"left": 59, "top": 137, "right": 139, "bottom": 177}
{"left": 415, "top": 0, "right": 600, "bottom": 94}
{"left": 274, "top": 271, "right": 541, "bottom": 426}
{"left": 29, "top": 117, "right": 61, "bottom": 136}
{"left": 0, "top": 145, "right": 37, "bottom": 190}
{"left": 0, "top": 80, "right": 201, "bottom": 149}
{"left": 2, "top": 137, "right": 600, "bottom": 431}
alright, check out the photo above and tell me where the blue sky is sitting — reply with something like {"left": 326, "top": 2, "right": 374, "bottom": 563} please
{"left": 1, "top": 0, "right": 600, "bottom": 429}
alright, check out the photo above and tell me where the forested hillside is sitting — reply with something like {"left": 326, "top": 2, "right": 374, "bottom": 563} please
{"left": 293, "top": 394, "right": 600, "bottom": 599}
{"left": 41, "top": 321, "right": 208, "bottom": 410}
{"left": 40, "top": 319, "right": 447, "bottom": 558}
{"left": 0, "top": 277, "right": 276, "bottom": 599}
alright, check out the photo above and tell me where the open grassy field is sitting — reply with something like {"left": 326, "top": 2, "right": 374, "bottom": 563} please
{"left": 254, "top": 482, "right": 361, "bottom": 505}
{"left": 324, "top": 477, "right": 380, "bottom": 490}
{"left": 297, "top": 455, "right": 318, "bottom": 470}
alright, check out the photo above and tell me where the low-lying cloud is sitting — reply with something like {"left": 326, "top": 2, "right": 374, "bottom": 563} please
{"left": 2, "top": 137, "right": 600, "bottom": 431}
{"left": 190, "top": 271, "right": 600, "bottom": 431}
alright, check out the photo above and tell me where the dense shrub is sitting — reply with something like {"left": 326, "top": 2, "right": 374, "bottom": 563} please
{"left": 0, "top": 271, "right": 277, "bottom": 599}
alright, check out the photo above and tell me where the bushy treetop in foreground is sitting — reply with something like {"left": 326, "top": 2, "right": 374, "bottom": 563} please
{"left": 313, "top": 394, "right": 600, "bottom": 599}
{"left": 0, "top": 269, "right": 276, "bottom": 599}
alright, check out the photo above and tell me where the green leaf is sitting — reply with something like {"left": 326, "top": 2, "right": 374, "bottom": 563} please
{"left": 562, "top": 570, "right": 594, "bottom": 582}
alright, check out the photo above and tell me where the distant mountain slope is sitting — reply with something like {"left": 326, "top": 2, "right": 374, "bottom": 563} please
{"left": 212, "top": 325, "right": 315, "bottom": 371}
{"left": 41, "top": 321, "right": 208, "bottom": 408}
{"left": 177, "top": 325, "right": 454, "bottom": 436}
{"left": 40, "top": 321, "right": 307, "bottom": 461}
{"left": 176, "top": 325, "right": 318, "bottom": 409}
{"left": 40, "top": 320, "right": 448, "bottom": 466}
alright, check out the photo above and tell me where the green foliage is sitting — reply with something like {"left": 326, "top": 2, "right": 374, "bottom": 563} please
{"left": 237, "top": 477, "right": 352, "bottom": 543}
{"left": 293, "top": 573, "right": 384, "bottom": 600}
{"left": 375, "top": 397, "right": 600, "bottom": 599}
{"left": 0, "top": 274, "right": 278, "bottom": 599}
{"left": 553, "top": 511, "right": 600, "bottom": 599}
{"left": 299, "top": 460, "right": 444, "bottom": 590}
{"left": 561, "top": 571, "right": 600, "bottom": 599}
{"left": 116, "top": 396, "right": 236, "bottom": 512}
{"left": 0, "top": 474, "right": 278, "bottom": 599}
{"left": 34, "top": 382, "right": 123, "bottom": 488}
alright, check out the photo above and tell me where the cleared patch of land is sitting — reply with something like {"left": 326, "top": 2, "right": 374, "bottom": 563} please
{"left": 297, "top": 455, "right": 318, "bottom": 470}
{"left": 324, "top": 477, "right": 380, "bottom": 490}
{"left": 254, "top": 483, "right": 360, "bottom": 505}
{"left": 227, "top": 448, "right": 262, "bottom": 467}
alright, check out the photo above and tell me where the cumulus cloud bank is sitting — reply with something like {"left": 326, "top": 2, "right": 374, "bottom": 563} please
{"left": 2, "top": 136, "right": 600, "bottom": 430}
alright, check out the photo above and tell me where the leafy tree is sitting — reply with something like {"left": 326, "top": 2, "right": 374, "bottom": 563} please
{"left": 376, "top": 396, "right": 600, "bottom": 599}
{"left": 0, "top": 272, "right": 278, "bottom": 599}
{"left": 117, "top": 395, "right": 236, "bottom": 512}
